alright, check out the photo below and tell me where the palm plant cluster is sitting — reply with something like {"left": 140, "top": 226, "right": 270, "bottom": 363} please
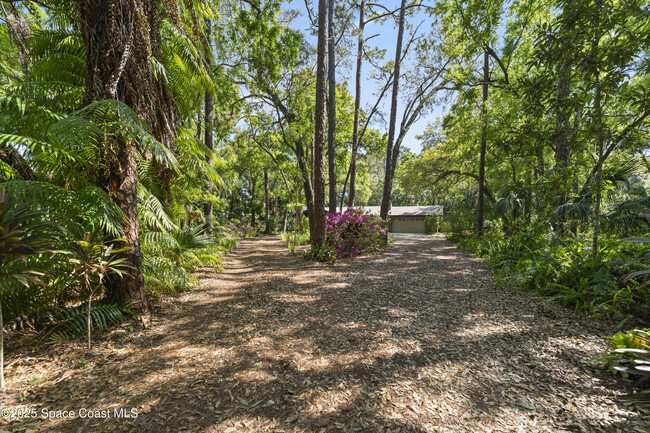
{"left": 0, "top": 0, "right": 239, "bottom": 367}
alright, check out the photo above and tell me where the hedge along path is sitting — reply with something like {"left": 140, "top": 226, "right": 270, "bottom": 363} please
{"left": 2, "top": 234, "right": 648, "bottom": 432}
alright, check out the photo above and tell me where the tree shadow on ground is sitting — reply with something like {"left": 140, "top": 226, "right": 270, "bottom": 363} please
{"left": 3, "top": 235, "right": 648, "bottom": 432}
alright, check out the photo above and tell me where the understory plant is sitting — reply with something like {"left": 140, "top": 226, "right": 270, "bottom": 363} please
{"left": 593, "top": 329, "right": 650, "bottom": 401}
{"left": 0, "top": 190, "right": 58, "bottom": 388}
{"left": 65, "top": 225, "right": 130, "bottom": 349}
{"left": 281, "top": 230, "right": 309, "bottom": 254}
{"left": 324, "top": 208, "right": 387, "bottom": 259}
{"left": 454, "top": 229, "right": 650, "bottom": 320}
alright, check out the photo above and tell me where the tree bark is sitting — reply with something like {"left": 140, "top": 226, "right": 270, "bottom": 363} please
{"left": 250, "top": 175, "right": 256, "bottom": 228}
{"left": 79, "top": 0, "right": 179, "bottom": 316}
{"left": 204, "top": 18, "right": 214, "bottom": 236}
{"left": 591, "top": 36, "right": 603, "bottom": 260}
{"left": 105, "top": 138, "right": 149, "bottom": 314}
{"left": 2, "top": 3, "right": 31, "bottom": 74}
{"left": 477, "top": 49, "right": 489, "bottom": 237}
{"left": 327, "top": 0, "right": 337, "bottom": 213}
{"left": 312, "top": 0, "right": 329, "bottom": 252}
{"left": 348, "top": 0, "right": 365, "bottom": 208}
{"left": 264, "top": 167, "right": 271, "bottom": 233}
{"left": 380, "top": 0, "right": 406, "bottom": 220}
{"left": 552, "top": 59, "right": 571, "bottom": 234}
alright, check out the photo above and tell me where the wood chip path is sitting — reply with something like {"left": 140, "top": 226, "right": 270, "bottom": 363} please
{"left": 2, "top": 234, "right": 648, "bottom": 432}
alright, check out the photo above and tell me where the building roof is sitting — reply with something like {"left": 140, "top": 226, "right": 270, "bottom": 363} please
{"left": 362, "top": 205, "right": 443, "bottom": 216}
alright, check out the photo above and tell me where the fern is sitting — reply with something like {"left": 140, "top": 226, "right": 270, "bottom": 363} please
{"left": 40, "top": 302, "right": 135, "bottom": 346}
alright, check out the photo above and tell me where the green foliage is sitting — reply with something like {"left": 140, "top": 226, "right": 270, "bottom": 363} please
{"left": 0, "top": 189, "right": 59, "bottom": 320}
{"left": 454, "top": 231, "right": 650, "bottom": 319}
{"left": 142, "top": 226, "right": 234, "bottom": 294}
{"left": 281, "top": 231, "right": 309, "bottom": 255}
{"left": 593, "top": 329, "right": 650, "bottom": 401}
{"left": 40, "top": 302, "right": 135, "bottom": 345}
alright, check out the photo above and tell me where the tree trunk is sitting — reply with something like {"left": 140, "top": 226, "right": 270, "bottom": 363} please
{"left": 591, "top": 37, "right": 603, "bottom": 260}
{"left": 348, "top": 0, "right": 365, "bottom": 208}
{"left": 312, "top": 0, "right": 329, "bottom": 252}
{"left": 203, "top": 18, "right": 214, "bottom": 236}
{"left": 552, "top": 59, "right": 571, "bottom": 234}
{"left": 3, "top": 3, "right": 31, "bottom": 74}
{"left": 250, "top": 176, "right": 256, "bottom": 228}
{"left": 264, "top": 167, "right": 271, "bottom": 233}
{"left": 79, "top": 0, "right": 178, "bottom": 316}
{"left": 327, "top": 0, "right": 337, "bottom": 213}
{"left": 477, "top": 49, "right": 489, "bottom": 237}
{"left": 380, "top": 0, "right": 406, "bottom": 220}
{"left": 282, "top": 203, "right": 288, "bottom": 233}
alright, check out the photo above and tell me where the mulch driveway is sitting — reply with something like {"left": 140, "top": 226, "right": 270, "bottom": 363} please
{"left": 1, "top": 234, "right": 648, "bottom": 432}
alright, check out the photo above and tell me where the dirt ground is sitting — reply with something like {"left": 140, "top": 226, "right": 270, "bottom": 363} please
{"left": 1, "top": 234, "right": 649, "bottom": 432}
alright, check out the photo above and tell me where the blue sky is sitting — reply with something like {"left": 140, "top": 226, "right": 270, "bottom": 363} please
{"left": 282, "top": 0, "right": 449, "bottom": 153}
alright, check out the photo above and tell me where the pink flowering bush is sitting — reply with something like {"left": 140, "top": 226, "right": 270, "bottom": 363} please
{"left": 325, "top": 208, "right": 388, "bottom": 259}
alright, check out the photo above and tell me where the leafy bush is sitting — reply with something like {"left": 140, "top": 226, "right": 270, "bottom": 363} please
{"left": 454, "top": 231, "right": 650, "bottom": 319}
{"left": 281, "top": 231, "right": 309, "bottom": 254}
{"left": 593, "top": 329, "right": 650, "bottom": 401}
{"left": 324, "top": 208, "right": 387, "bottom": 259}
{"left": 142, "top": 226, "right": 236, "bottom": 295}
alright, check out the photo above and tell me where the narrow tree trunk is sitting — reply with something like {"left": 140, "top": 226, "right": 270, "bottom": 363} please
{"left": 348, "top": 1, "right": 365, "bottom": 208}
{"left": 552, "top": 60, "right": 571, "bottom": 235}
{"left": 203, "top": 18, "right": 214, "bottom": 236}
{"left": 250, "top": 176, "right": 256, "bottom": 228}
{"left": 87, "top": 294, "right": 92, "bottom": 349}
{"left": 282, "top": 203, "right": 288, "bottom": 233}
{"left": 340, "top": 163, "right": 350, "bottom": 211}
{"left": 380, "top": 0, "right": 406, "bottom": 220}
{"left": 297, "top": 185, "right": 303, "bottom": 232}
{"left": 312, "top": 0, "right": 329, "bottom": 252}
{"left": 264, "top": 167, "right": 271, "bottom": 233}
{"left": 327, "top": 0, "right": 337, "bottom": 213}
{"left": 477, "top": 49, "right": 489, "bottom": 237}
{"left": 591, "top": 49, "right": 603, "bottom": 260}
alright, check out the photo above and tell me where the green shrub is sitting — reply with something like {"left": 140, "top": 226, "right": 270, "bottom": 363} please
{"left": 592, "top": 329, "right": 650, "bottom": 401}
{"left": 453, "top": 231, "right": 650, "bottom": 319}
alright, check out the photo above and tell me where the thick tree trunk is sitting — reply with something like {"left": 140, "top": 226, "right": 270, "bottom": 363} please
{"left": 312, "top": 0, "right": 328, "bottom": 252}
{"left": 105, "top": 139, "right": 149, "bottom": 313}
{"left": 203, "top": 18, "right": 214, "bottom": 236}
{"left": 477, "top": 49, "right": 489, "bottom": 237}
{"left": 348, "top": 1, "right": 365, "bottom": 208}
{"left": 3, "top": 3, "right": 31, "bottom": 74}
{"left": 380, "top": 0, "right": 406, "bottom": 220}
{"left": 79, "top": 0, "right": 178, "bottom": 316}
{"left": 327, "top": 0, "right": 337, "bottom": 213}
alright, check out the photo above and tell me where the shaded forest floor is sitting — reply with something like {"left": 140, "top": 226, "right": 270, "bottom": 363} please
{"left": 2, "top": 234, "right": 649, "bottom": 432}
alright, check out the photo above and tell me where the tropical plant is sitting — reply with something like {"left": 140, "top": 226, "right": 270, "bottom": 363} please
{"left": 41, "top": 302, "right": 135, "bottom": 346}
{"left": 0, "top": 189, "right": 57, "bottom": 388}
{"left": 64, "top": 225, "right": 130, "bottom": 349}
{"left": 593, "top": 329, "right": 650, "bottom": 401}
